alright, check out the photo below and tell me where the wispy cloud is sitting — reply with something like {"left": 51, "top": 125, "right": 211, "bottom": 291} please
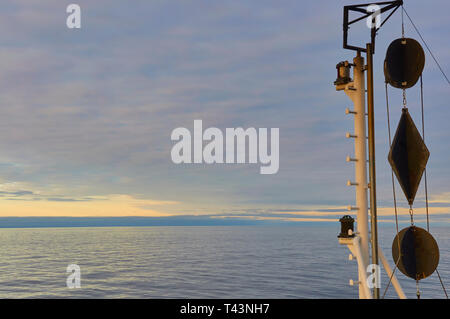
{"left": 0, "top": 1, "right": 448, "bottom": 221}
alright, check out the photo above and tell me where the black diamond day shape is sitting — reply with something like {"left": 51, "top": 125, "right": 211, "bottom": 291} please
{"left": 388, "top": 108, "right": 430, "bottom": 206}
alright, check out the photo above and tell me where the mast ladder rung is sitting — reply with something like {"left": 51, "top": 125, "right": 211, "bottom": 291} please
{"left": 347, "top": 180, "right": 358, "bottom": 186}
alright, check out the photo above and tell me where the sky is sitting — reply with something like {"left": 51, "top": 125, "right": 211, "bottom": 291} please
{"left": 0, "top": 0, "right": 449, "bottom": 225}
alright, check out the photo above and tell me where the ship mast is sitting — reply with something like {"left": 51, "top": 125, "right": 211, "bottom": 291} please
{"left": 336, "top": 51, "right": 370, "bottom": 299}
{"left": 335, "top": 0, "right": 405, "bottom": 299}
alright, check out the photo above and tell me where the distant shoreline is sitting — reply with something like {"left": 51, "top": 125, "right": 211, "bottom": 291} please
{"left": 0, "top": 216, "right": 291, "bottom": 228}
{"left": 0, "top": 216, "right": 447, "bottom": 228}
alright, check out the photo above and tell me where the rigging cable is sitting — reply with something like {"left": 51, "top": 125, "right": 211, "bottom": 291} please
{"left": 420, "top": 76, "right": 430, "bottom": 232}
{"left": 382, "top": 11, "right": 405, "bottom": 297}
{"left": 420, "top": 75, "right": 449, "bottom": 299}
{"left": 436, "top": 269, "right": 449, "bottom": 299}
{"left": 382, "top": 82, "right": 402, "bottom": 299}
{"left": 402, "top": 7, "right": 450, "bottom": 86}
{"left": 401, "top": 5, "right": 405, "bottom": 38}
{"left": 374, "top": 3, "right": 447, "bottom": 300}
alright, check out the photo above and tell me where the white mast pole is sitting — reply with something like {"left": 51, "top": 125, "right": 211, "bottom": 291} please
{"left": 340, "top": 52, "right": 370, "bottom": 298}
{"left": 351, "top": 53, "right": 370, "bottom": 268}
{"left": 352, "top": 53, "right": 370, "bottom": 299}
{"left": 337, "top": 51, "right": 407, "bottom": 300}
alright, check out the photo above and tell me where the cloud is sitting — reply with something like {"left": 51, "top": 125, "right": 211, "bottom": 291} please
{"left": 0, "top": 193, "right": 179, "bottom": 217}
{"left": 0, "top": 190, "right": 34, "bottom": 196}
{"left": 0, "top": 1, "right": 449, "bottom": 219}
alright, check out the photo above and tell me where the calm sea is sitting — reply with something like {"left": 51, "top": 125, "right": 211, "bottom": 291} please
{"left": 0, "top": 225, "right": 448, "bottom": 298}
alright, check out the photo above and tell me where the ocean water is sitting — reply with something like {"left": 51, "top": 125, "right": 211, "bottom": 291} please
{"left": 0, "top": 225, "right": 448, "bottom": 299}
